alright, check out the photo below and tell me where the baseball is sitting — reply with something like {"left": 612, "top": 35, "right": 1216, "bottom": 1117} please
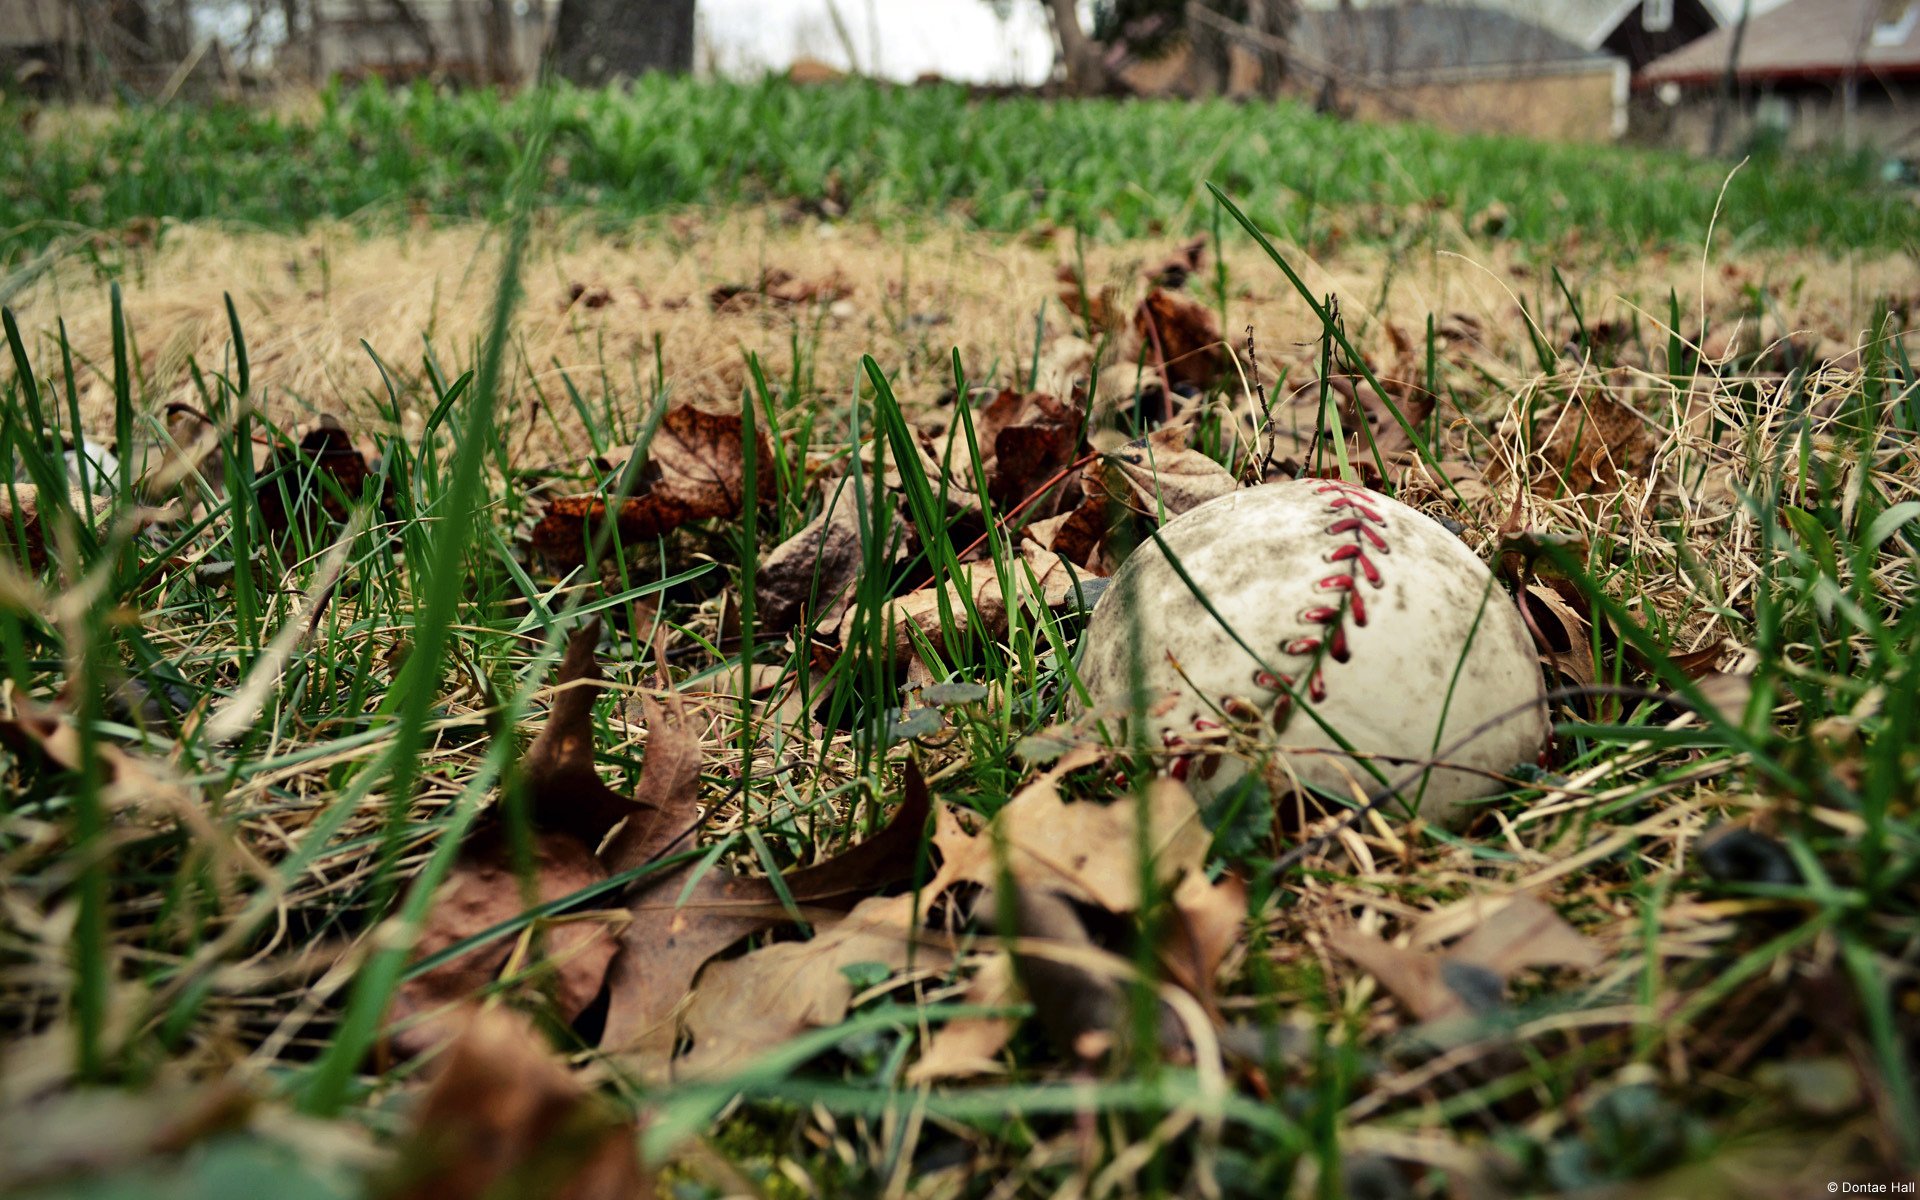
{"left": 1076, "top": 480, "right": 1548, "bottom": 825}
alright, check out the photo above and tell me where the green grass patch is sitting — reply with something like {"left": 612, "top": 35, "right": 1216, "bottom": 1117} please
{"left": 4, "top": 76, "right": 1918, "bottom": 266}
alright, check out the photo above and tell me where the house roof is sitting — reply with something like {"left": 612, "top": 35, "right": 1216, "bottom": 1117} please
{"left": 1293, "top": 4, "right": 1618, "bottom": 81}
{"left": 1637, "top": 0, "right": 1920, "bottom": 83}
{"left": 1299, "top": 0, "right": 1744, "bottom": 49}
{"left": 0, "top": 0, "right": 67, "bottom": 48}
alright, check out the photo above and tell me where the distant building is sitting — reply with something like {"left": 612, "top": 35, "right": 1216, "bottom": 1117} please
{"left": 314, "top": 0, "right": 551, "bottom": 81}
{"left": 1295, "top": 5, "right": 1630, "bottom": 141}
{"left": 1, "top": 0, "right": 76, "bottom": 86}
{"left": 1637, "top": 0, "right": 1920, "bottom": 153}
{"left": 1123, "top": 4, "right": 1629, "bottom": 142}
{"left": 1467, "top": 0, "right": 1745, "bottom": 71}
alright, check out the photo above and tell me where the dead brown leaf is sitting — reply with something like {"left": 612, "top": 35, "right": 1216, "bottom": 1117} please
{"left": 1057, "top": 263, "right": 1121, "bottom": 333}
{"left": 906, "top": 953, "right": 1018, "bottom": 1083}
{"left": 974, "top": 387, "right": 1083, "bottom": 513}
{"left": 1522, "top": 582, "right": 1596, "bottom": 689}
{"left": 1004, "top": 885, "right": 1124, "bottom": 1063}
{"left": 520, "top": 621, "right": 649, "bottom": 848}
{"left": 0, "top": 484, "right": 116, "bottom": 569}
{"left": 829, "top": 555, "right": 1084, "bottom": 677}
{"left": 675, "top": 891, "right": 943, "bottom": 1078}
{"left": 388, "top": 624, "right": 670, "bottom": 1059}
{"left": 385, "top": 826, "right": 622, "bottom": 1061}
{"left": 529, "top": 405, "right": 774, "bottom": 569}
{"left": 1162, "top": 869, "right": 1248, "bottom": 1006}
{"left": 1330, "top": 894, "right": 1602, "bottom": 1025}
{"left": 600, "top": 693, "right": 705, "bottom": 873}
{"left": 601, "top": 759, "right": 935, "bottom": 1080}
{"left": 755, "top": 477, "right": 870, "bottom": 633}
{"left": 1092, "top": 425, "right": 1238, "bottom": 521}
{"left": 1143, "top": 235, "right": 1208, "bottom": 289}
{"left": 710, "top": 267, "right": 851, "bottom": 312}
{"left": 1524, "top": 387, "right": 1657, "bottom": 495}
{"left": 1134, "top": 287, "right": 1226, "bottom": 392}
{"left": 0, "top": 701, "right": 187, "bottom": 810}
{"left": 389, "top": 1008, "right": 648, "bottom": 1200}
{"left": 256, "top": 416, "right": 380, "bottom": 537}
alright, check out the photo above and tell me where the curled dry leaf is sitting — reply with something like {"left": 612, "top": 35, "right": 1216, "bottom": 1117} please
{"left": 1521, "top": 387, "right": 1657, "bottom": 496}
{"left": 675, "top": 891, "right": 944, "bottom": 1078}
{"left": 1330, "top": 893, "right": 1602, "bottom": 1025}
{"left": 385, "top": 828, "right": 622, "bottom": 1061}
{"left": 528, "top": 404, "right": 775, "bottom": 569}
{"left": 136, "top": 403, "right": 225, "bottom": 505}
{"left": 828, "top": 555, "right": 1086, "bottom": 677}
{"left": 1091, "top": 425, "right": 1238, "bottom": 521}
{"left": 1004, "top": 885, "right": 1125, "bottom": 1063}
{"left": 0, "top": 484, "right": 116, "bottom": 569}
{"left": 255, "top": 416, "right": 381, "bottom": 538}
{"left": 1522, "top": 582, "right": 1597, "bottom": 689}
{"left": 601, "top": 758, "right": 935, "bottom": 1081}
{"left": 755, "top": 476, "right": 873, "bottom": 634}
{"left": 390, "top": 1008, "right": 648, "bottom": 1200}
{"left": 709, "top": 267, "right": 851, "bottom": 312}
{"left": 1143, "top": 235, "right": 1208, "bottom": 290}
{"left": 906, "top": 953, "right": 1019, "bottom": 1083}
{"left": 1134, "top": 287, "right": 1227, "bottom": 392}
{"left": 1023, "top": 494, "right": 1115, "bottom": 574}
{"left": 1056, "top": 263, "right": 1121, "bottom": 333}
{"left": 973, "top": 387, "right": 1083, "bottom": 513}
{"left": 390, "top": 622, "right": 646, "bottom": 1058}
{"left": 0, "top": 701, "right": 185, "bottom": 809}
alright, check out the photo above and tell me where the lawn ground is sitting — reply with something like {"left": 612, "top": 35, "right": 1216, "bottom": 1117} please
{"left": 0, "top": 83, "right": 1917, "bottom": 1200}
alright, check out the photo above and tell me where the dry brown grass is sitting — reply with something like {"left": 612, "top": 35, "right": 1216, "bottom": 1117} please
{"left": 10, "top": 210, "right": 1912, "bottom": 465}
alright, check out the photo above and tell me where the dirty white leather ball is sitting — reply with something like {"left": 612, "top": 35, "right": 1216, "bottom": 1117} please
{"left": 1076, "top": 480, "right": 1548, "bottom": 824}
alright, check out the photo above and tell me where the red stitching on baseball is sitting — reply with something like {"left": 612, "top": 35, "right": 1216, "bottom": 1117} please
{"left": 1328, "top": 518, "right": 1390, "bottom": 551}
{"left": 1326, "top": 496, "right": 1386, "bottom": 524}
{"left": 1328, "top": 543, "right": 1384, "bottom": 586}
{"left": 1276, "top": 485, "right": 1395, "bottom": 711}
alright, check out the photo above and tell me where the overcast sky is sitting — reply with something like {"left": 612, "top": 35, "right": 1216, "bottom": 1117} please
{"left": 695, "top": 0, "right": 1060, "bottom": 84}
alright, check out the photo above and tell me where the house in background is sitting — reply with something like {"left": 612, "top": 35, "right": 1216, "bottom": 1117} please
{"left": 1123, "top": 3, "right": 1629, "bottom": 141}
{"left": 1637, "top": 0, "right": 1920, "bottom": 153}
{"left": 1472, "top": 0, "right": 1750, "bottom": 71}
{"left": 1291, "top": 5, "right": 1629, "bottom": 141}
{"left": 313, "top": 0, "right": 550, "bottom": 81}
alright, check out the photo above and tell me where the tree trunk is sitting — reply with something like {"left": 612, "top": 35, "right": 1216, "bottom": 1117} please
{"left": 1188, "top": 0, "right": 1232, "bottom": 96}
{"left": 485, "top": 0, "right": 516, "bottom": 81}
{"left": 1045, "top": 0, "right": 1113, "bottom": 94}
{"left": 551, "top": 0, "right": 696, "bottom": 85}
{"left": 1707, "top": 0, "right": 1751, "bottom": 155}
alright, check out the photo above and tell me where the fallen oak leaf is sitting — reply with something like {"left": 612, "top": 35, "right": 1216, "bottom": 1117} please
{"left": 1134, "top": 287, "right": 1227, "bottom": 393}
{"left": 0, "top": 700, "right": 193, "bottom": 812}
{"left": 906, "top": 953, "right": 1019, "bottom": 1083}
{"left": 255, "top": 416, "right": 382, "bottom": 538}
{"left": 976, "top": 387, "right": 1083, "bottom": 514}
{"left": 385, "top": 826, "right": 623, "bottom": 1061}
{"left": 1330, "top": 893, "right": 1602, "bottom": 1026}
{"left": 1056, "top": 263, "right": 1122, "bottom": 334}
{"left": 674, "top": 891, "right": 947, "bottom": 1078}
{"left": 1143, "top": 235, "right": 1208, "bottom": 290}
{"left": 1522, "top": 583, "right": 1597, "bottom": 690}
{"left": 528, "top": 405, "right": 774, "bottom": 569}
{"left": 388, "top": 1008, "right": 649, "bottom": 1200}
{"left": 388, "top": 622, "right": 650, "bottom": 1058}
{"left": 601, "top": 759, "right": 936, "bottom": 1080}
{"left": 1090, "top": 425, "right": 1238, "bottom": 523}
{"left": 0, "top": 484, "right": 119, "bottom": 569}
{"left": 755, "top": 475, "right": 874, "bottom": 634}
